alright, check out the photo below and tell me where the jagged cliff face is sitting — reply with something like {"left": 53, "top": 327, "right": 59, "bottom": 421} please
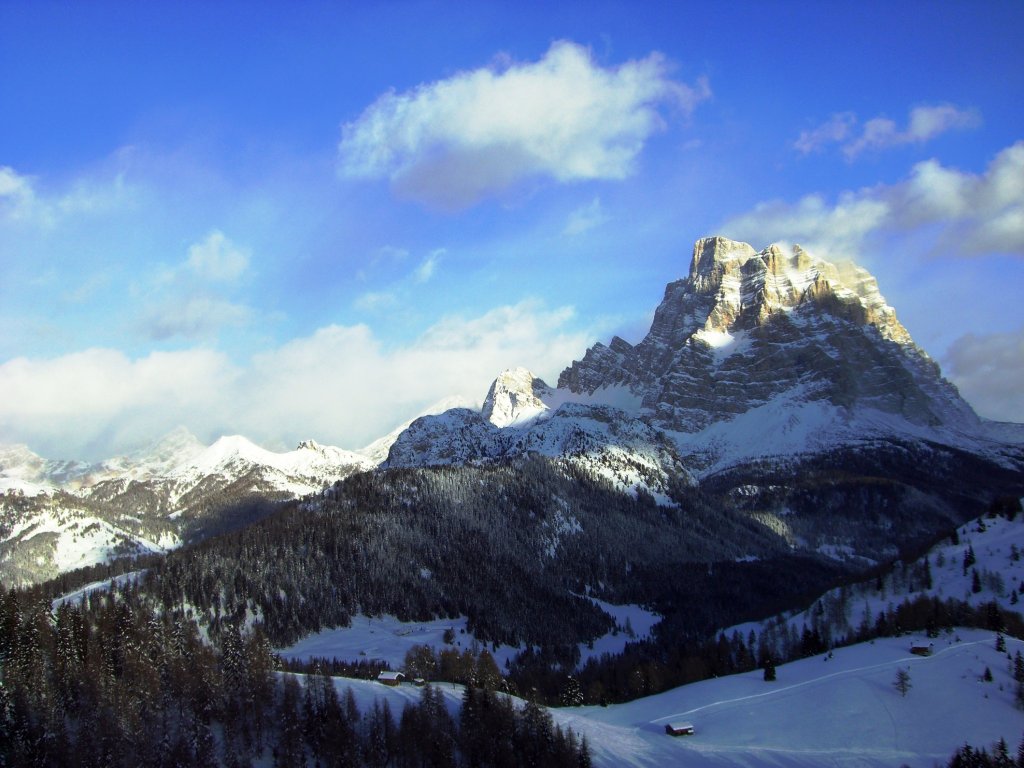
{"left": 559, "top": 236, "right": 975, "bottom": 433}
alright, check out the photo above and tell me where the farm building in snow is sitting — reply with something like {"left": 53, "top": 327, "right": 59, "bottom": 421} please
{"left": 377, "top": 671, "right": 405, "bottom": 686}
{"left": 665, "top": 722, "right": 695, "bottom": 736}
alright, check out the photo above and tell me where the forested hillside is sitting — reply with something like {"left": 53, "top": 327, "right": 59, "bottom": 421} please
{"left": 143, "top": 458, "right": 850, "bottom": 662}
{"left": 0, "top": 579, "right": 587, "bottom": 767}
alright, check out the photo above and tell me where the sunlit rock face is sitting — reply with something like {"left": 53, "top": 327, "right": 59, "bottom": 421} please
{"left": 559, "top": 237, "right": 976, "bottom": 432}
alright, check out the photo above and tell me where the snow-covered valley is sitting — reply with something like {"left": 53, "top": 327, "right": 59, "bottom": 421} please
{"left": 317, "top": 628, "right": 1022, "bottom": 768}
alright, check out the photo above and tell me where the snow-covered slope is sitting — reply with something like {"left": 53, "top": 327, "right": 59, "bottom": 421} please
{"left": 386, "top": 388, "right": 693, "bottom": 500}
{"left": 732, "top": 503, "right": 1024, "bottom": 648}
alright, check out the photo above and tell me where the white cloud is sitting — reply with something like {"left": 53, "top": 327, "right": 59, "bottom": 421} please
{"left": 793, "top": 112, "right": 856, "bottom": 155}
{"left": 944, "top": 328, "right": 1024, "bottom": 424}
{"left": 0, "top": 166, "right": 38, "bottom": 220}
{"left": 0, "top": 348, "right": 236, "bottom": 459}
{"left": 0, "top": 163, "right": 135, "bottom": 227}
{"left": 722, "top": 140, "right": 1024, "bottom": 261}
{"left": 186, "top": 230, "right": 250, "bottom": 282}
{"left": 338, "top": 40, "right": 710, "bottom": 210}
{"left": 0, "top": 302, "right": 594, "bottom": 459}
{"left": 843, "top": 104, "right": 980, "bottom": 159}
{"left": 414, "top": 249, "right": 443, "bottom": 282}
{"left": 563, "top": 197, "right": 606, "bottom": 236}
{"left": 137, "top": 231, "right": 254, "bottom": 339}
{"left": 906, "top": 104, "right": 981, "bottom": 141}
{"left": 356, "top": 248, "right": 446, "bottom": 311}
{"left": 793, "top": 105, "right": 980, "bottom": 160}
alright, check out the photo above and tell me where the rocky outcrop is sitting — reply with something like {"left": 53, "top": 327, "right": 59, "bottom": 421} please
{"left": 481, "top": 367, "right": 553, "bottom": 427}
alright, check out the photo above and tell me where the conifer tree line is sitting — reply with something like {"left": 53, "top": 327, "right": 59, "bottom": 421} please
{"left": 943, "top": 734, "right": 1024, "bottom": 768}
{"left": 0, "top": 580, "right": 589, "bottom": 767}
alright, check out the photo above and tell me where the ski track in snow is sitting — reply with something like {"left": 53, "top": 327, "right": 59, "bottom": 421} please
{"left": 650, "top": 637, "right": 987, "bottom": 723}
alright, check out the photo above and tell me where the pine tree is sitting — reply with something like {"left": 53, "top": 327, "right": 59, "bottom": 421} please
{"left": 364, "top": 700, "right": 390, "bottom": 768}
{"left": 972, "top": 569, "right": 983, "bottom": 594}
{"left": 922, "top": 557, "right": 933, "bottom": 590}
{"left": 894, "top": 667, "right": 911, "bottom": 697}
{"left": 577, "top": 733, "right": 593, "bottom": 768}
{"left": 276, "top": 674, "right": 304, "bottom": 768}
{"left": 993, "top": 737, "right": 1011, "bottom": 768}
{"left": 475, "top": 649, "right": 503, "bottom": 691}
{"left": 963, "top": 545, "right": 976, "bottom": 575}
{"left": 459, "top": 685, "right": 484, "bottom": 767}
{"left": 560, "top": 675, "right": 584, "bottom": 707}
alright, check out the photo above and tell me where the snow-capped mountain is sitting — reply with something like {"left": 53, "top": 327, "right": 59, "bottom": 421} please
{"left": 0, "top": 429, "right": 373, "bottom": 585}
{"left": 559, "top": 237, "right": 1005, "bottom": 459}
{"left": 386, "top": 368, "right": 691, "bottom": 500}
{"left": 354, "top": 394, "right": 482, "bottom": 466}
{"left": 383, "top": 238, "right": 1023, "bottom": 565}
{"left": 389, "top": 238, "right": 1023, "bottom": 476}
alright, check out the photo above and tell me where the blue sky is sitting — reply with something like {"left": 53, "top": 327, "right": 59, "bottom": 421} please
{"left": 1, "top": 1, "right": 1022, "bottom": 459}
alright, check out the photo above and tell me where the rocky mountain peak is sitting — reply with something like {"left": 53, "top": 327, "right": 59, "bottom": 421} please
{"left": 688, "top": 236, "right": 758, "bottom": 293}
{"left": 481, "top": 367, "right": 553, "bottom": 428}
{"left": 559, "top": 237, "right": 975, "bottom": 434}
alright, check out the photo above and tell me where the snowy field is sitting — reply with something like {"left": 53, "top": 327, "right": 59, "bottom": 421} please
{"left": 317, "top": 628, "right": 1024, "bottom": 768}
{"left": 579, "top": 598, "right": 661, "bottom": 666}
{"left": 278, "top": 600, "right": 661, "bottom": 672}
{"left": 563, "top": 629, "right": 1024, "bottom": 767}
{"left": 277, "top": 614, "right": 522, "bottom": 670}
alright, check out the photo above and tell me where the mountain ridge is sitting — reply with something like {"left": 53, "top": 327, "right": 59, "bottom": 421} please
{"left": 3, "top": 236, "right": 1022, "bottom": 586}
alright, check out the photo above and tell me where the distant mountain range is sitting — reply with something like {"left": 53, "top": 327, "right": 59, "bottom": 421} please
{"left": 2, "top": 237, "right": 1022, "bottom": 586}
